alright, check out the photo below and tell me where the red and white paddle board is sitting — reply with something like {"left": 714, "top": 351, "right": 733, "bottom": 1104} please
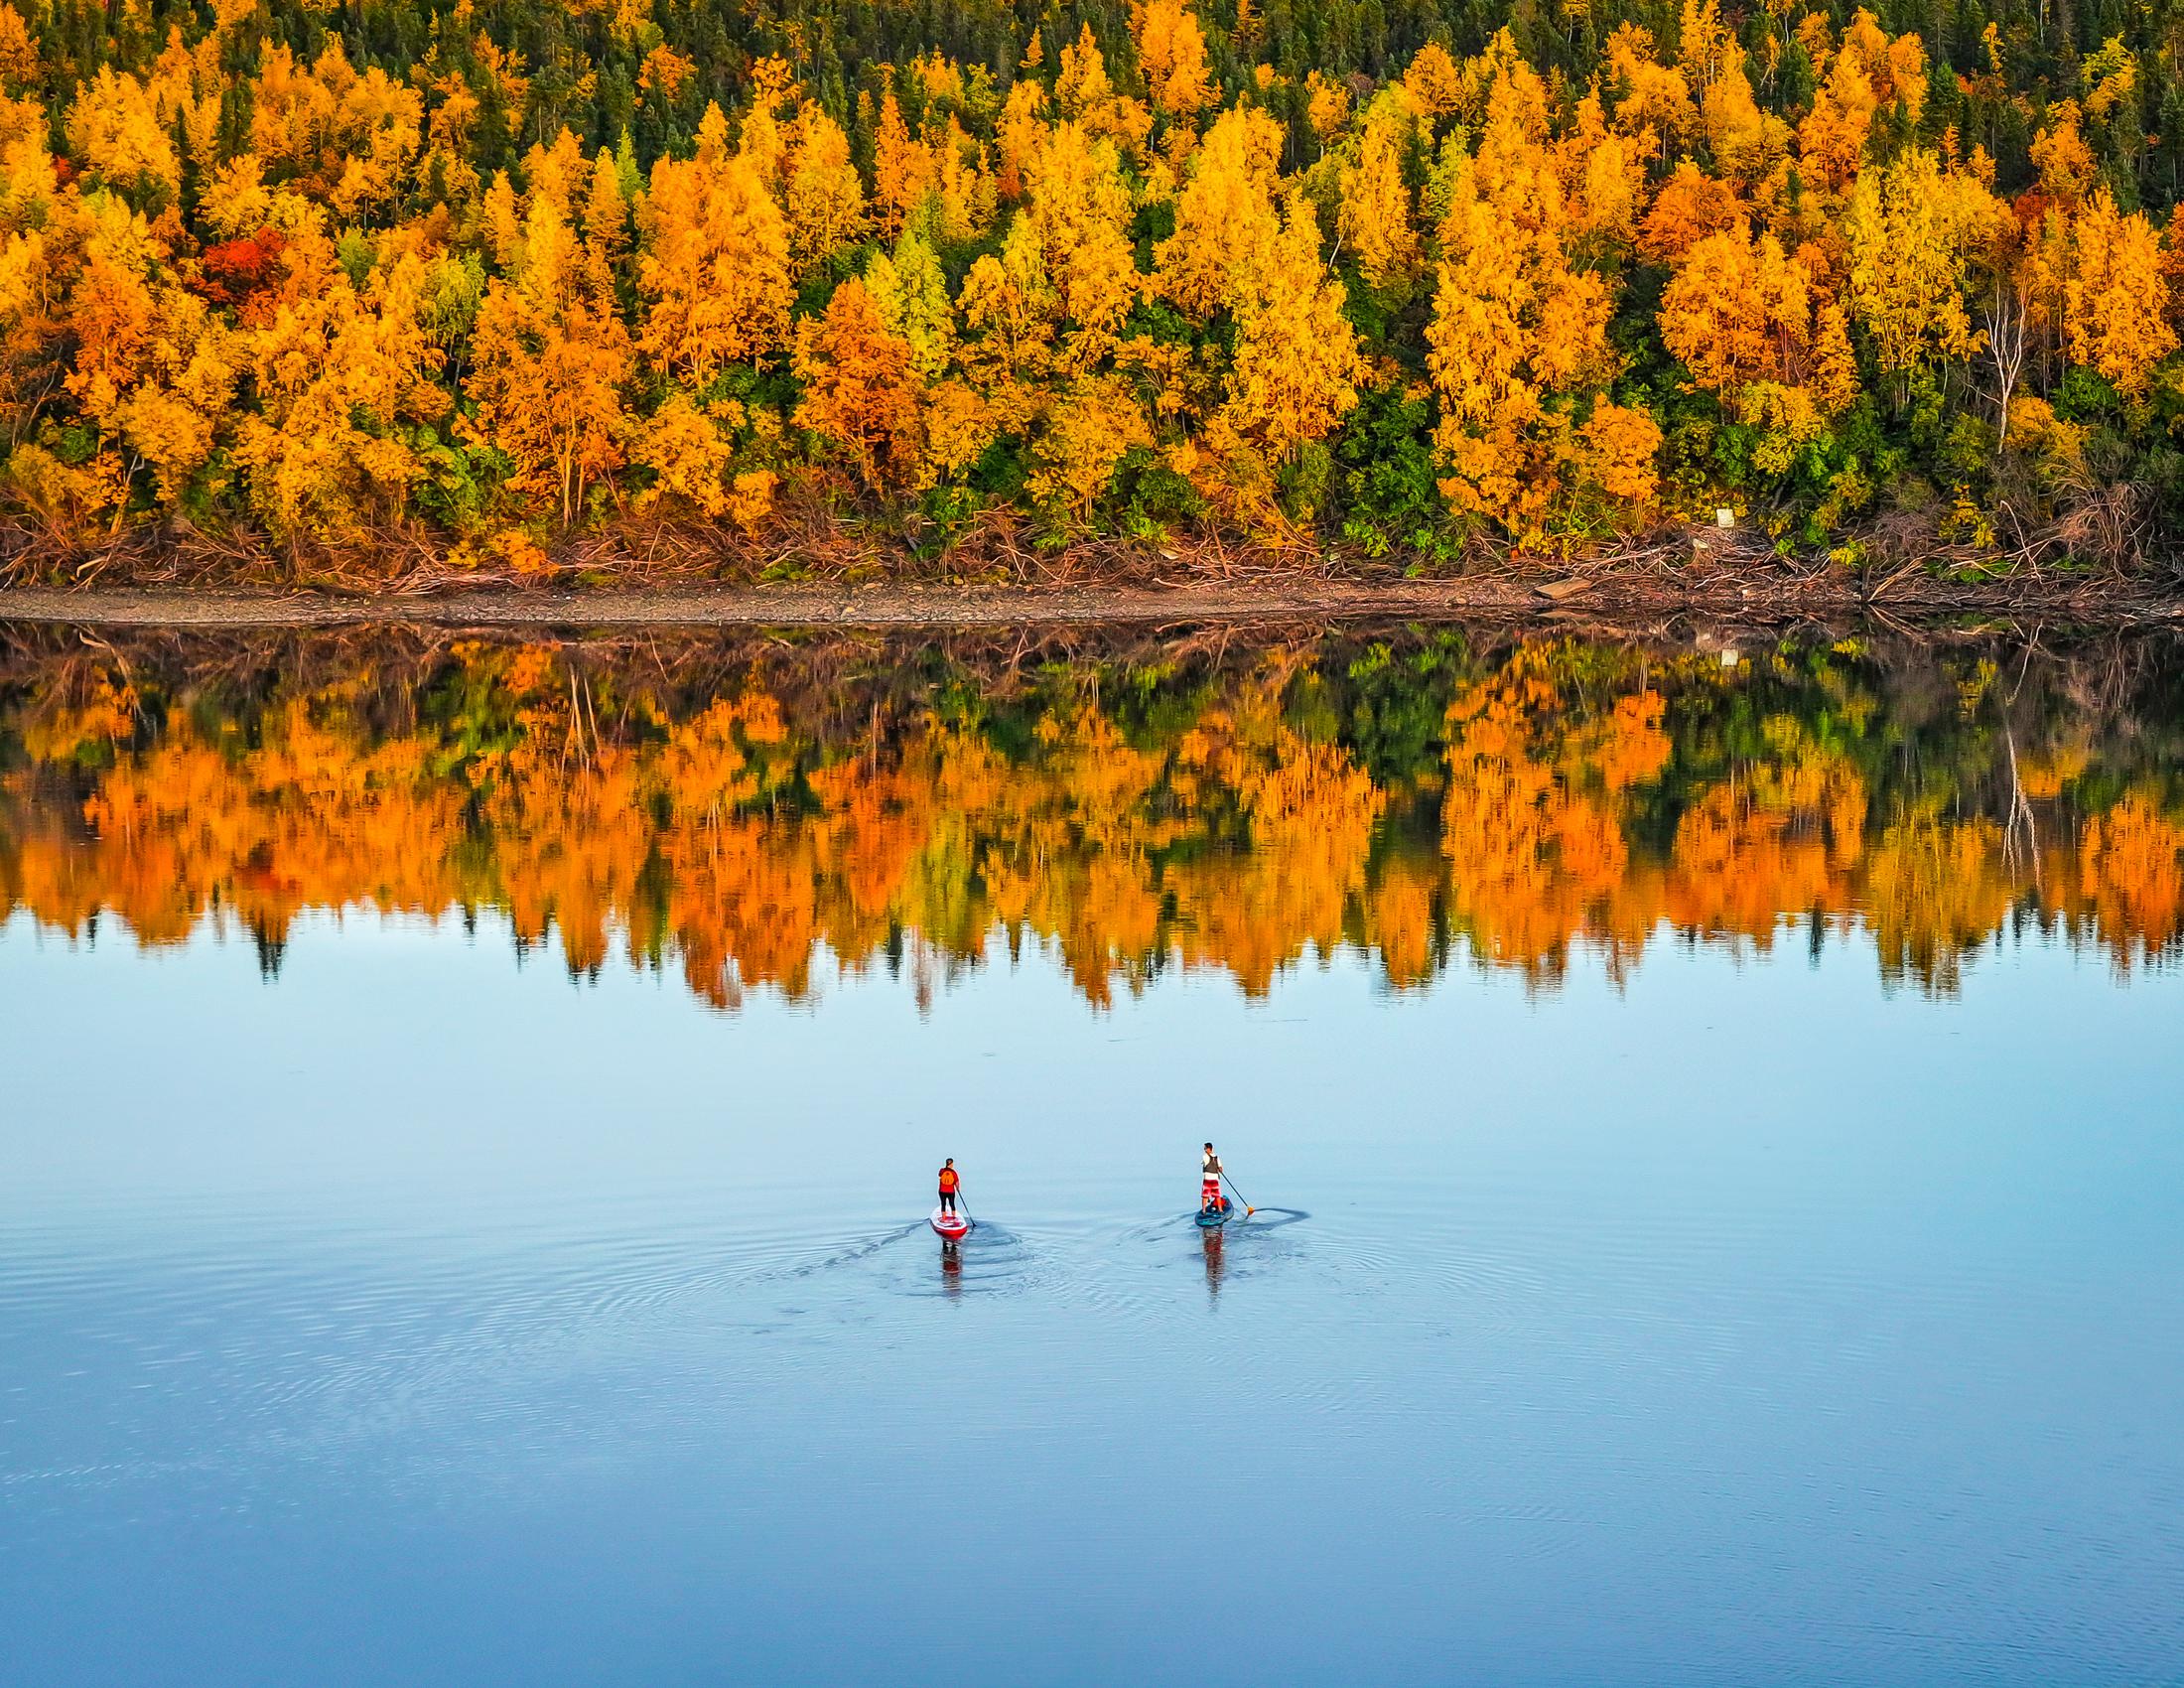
{"left": 930, "top": 1205, "right": 972, "bottom": 1241}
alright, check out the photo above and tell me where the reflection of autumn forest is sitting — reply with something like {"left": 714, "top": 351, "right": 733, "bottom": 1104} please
{"left": 4, "top": 624, "right": 2182, "bottom": 1004}
{"left": 5, "top": 0, "right": 2184, "bottom": 566}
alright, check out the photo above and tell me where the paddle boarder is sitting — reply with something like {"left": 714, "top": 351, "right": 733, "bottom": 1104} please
{"left": 1201, "top": 1143, "right": 1224, "bottom": 1214}
{"left": 937, "top": 1159, "right": 962, "bottom": 1217}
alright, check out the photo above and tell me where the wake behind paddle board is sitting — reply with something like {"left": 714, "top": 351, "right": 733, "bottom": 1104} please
{"left": 930, "top": 1205, "right": 972, "bottom": 1241}
{"left": 1195, "top": 1198, "right": 1236, "bottom": 1228}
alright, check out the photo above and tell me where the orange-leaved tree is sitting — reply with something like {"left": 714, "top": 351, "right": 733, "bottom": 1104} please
{"left": 467, "top": 193, "right": 635, "bottom": 524}
{"left": 636, "top": 103, "right": 793, "bottom": 389}
{"left": 793, "top": 276, "right": 922, "bottom": 490}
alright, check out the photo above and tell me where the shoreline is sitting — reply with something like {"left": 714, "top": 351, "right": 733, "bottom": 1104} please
{"left": 2, "top": 574, "right": 2181, "bottom": 631}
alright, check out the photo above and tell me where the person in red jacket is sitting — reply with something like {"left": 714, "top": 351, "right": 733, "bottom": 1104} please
{"left": 937, "top": 1159, "right": 962, "bottom": 1216}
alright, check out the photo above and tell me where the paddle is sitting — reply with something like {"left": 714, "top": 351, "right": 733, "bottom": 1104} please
{"left": 1221, "top": 1172, "right": 1256, "bottom": 1218}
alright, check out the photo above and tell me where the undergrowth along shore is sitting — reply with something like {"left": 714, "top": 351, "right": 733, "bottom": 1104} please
{"left": 4, "top": 539, "right": 2182, "bottom": 634}
{"left": 3, "top": 509, "right": 2178, "bottom": 623}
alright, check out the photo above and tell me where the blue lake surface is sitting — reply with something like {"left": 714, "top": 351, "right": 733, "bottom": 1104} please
{"left": 6, "top": 914, "right": 2182, "bottom": 1686}
{"left": 2, "top": 624, "right": 2182, "bottom": 1684}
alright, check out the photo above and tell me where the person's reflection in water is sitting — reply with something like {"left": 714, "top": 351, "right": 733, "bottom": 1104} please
{"left": 940, "top": 1239, "right": 963, "bottom": 1297}
{"left": 1201, "top": 1228, "right": 1224, "bottom": 1302}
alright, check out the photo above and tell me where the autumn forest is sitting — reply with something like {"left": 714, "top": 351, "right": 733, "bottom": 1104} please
{"left": 1, "top": 0, "right": 2183, "bottom": 579}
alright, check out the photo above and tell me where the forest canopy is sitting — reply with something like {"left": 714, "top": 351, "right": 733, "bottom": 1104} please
{"left": 3, "top": 0, "right": 2183, "bottom": 571}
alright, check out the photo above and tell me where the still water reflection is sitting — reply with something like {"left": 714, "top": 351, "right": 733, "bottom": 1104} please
{"left": 5, "top": 623, "right": 2184, "bottom": 1000}
{"left": 2, "top": 621, "right": 2181, "bottom": 1686}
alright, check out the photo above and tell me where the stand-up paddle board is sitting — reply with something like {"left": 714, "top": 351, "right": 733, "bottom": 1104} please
{"left": 930, "top": 1205, "right": 972, "bottom": 1241}
{"left": 1195, "top": 1198, "right": 1236, "bottom": 1228}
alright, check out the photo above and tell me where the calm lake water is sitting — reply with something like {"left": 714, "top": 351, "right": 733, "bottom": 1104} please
{"left": 3, "top": 621, "right": 2182, "bottom": 1686}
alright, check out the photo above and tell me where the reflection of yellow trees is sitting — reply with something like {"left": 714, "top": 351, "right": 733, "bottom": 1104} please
{"left": 1665, "top": 717, "right": 1865, "bottom": 945}
{"left": 1440, "top": 646, "right": 1642, "bottom": 977}
{"left": 1862, "top": 815, "right": 2014, "bottom": 993}
{"left": 78, "top": 700, "right": 466, "bottom": 946}
{"left": 1585, "top": 693, "right": 1673, "bottom": 793}
{"left": 18, "top": 673, "right": 137, "bottom": 763}
{"left": 2075, "top": 794, "right": 2184, "bottom": 973}
{"left": 1182, "top": 733, "right": 1384, "bottom": 995}
{"left": 4, "top": 640, "right": 2184, "bottom": 1005}
{"left": 1167, "top": 673, "right": 1386, "bottom": 994}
